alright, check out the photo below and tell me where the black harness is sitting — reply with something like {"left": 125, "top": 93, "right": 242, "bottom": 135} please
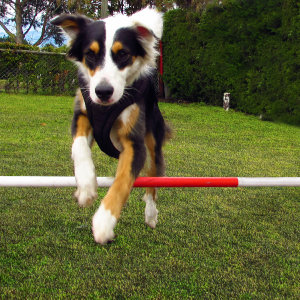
{"left": 78, "top": 75, "right": 148, "bottom": 159}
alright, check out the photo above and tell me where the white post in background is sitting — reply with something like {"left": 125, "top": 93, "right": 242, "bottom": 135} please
{"left": 223, "top": 92, "right": 230, "bottom": 111}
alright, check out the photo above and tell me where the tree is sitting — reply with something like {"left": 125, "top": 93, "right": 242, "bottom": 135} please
{"left": 0, "top": 0, "right": 199, "bottom": 46}
{"left": 0, "top": 0, "right": 74, "bottom": 45}
{"left": 108, "top": 0, "right": 174, "bottom": 15}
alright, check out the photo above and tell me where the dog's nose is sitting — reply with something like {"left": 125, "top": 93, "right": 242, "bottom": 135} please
{"left": 95, "top": 82, "right": 114, "bottom": 102}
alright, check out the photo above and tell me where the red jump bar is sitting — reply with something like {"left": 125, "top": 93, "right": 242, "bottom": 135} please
{"left": 133, "top": 177, "right": 239, "bottom": 188}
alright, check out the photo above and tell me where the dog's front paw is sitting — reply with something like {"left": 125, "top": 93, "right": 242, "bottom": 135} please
{"left": 143, "top": 194, "right": 158, "bottom": 229}
{"left": 92, "top": 204, "right": 117, "bottom": 245}
{"left": 74, "top": 165, "right": 98, "bottom": 207}
{"left": 74, "top": 182, "right": 98, "bottom": 207}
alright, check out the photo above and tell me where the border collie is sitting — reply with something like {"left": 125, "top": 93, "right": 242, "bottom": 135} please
{"left": 51, "top": 7, "right": 171, "bottom": 244}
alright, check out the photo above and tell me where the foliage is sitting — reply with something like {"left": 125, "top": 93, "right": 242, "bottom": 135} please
{"left": 162, "top": 0, "right": 300, "bottom": 124}
{"left": 0, "top": 0, "right": 68, "bottom": 45}
{"left": 0, "top": 0, "right": 204, "bottom": 47}
{"left": 0, "top": 35, "right": 25, "bottom": 43}
{"left": 0, "top": 0, "right": 178, "bottom": 46}
{"left": 0, "top": 42, "right": 77, "bottom": 95}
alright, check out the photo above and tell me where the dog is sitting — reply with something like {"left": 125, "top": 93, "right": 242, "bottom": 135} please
{"left": 51, "top": 7, "right": 171, "bottom": 244}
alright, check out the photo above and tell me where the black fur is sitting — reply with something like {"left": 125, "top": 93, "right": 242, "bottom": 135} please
{"left": 52, "top": 10, "right": 171, "bottom": 244}
{"left": 111, "top": 28, "right": 147, "bottom": 70}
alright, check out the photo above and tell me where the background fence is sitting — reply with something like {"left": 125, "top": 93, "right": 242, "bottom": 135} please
{"left": 0, "top": 49, "right": 78, "bottom": 96}
{"left": 0, "top": 48, "right": 161, "bottom": 97}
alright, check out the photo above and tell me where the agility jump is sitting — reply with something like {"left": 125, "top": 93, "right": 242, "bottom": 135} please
{"left": 1, "top": 176, "right": 300, "bottom": 188}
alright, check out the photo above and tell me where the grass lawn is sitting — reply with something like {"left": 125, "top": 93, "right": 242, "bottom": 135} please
{"left": 0, "top": 93, "right": 300, "bottom": 299}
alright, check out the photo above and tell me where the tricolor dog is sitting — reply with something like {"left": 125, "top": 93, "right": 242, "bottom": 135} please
{"left": 51, "top": 7, "right": 171, "bottom": 244}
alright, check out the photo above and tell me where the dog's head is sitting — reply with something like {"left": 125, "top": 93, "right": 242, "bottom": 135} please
{"left": 51, "top": 7, "right": 163, "bottom": 105}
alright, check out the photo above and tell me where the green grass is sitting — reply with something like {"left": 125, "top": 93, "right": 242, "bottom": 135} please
{"left": 1, "top": 93, "right": 300, "bottom": 299}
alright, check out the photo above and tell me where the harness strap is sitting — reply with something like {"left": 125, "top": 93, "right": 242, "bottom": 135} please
{"left": 78, "top": 74, "right": 148, "bottom": 159}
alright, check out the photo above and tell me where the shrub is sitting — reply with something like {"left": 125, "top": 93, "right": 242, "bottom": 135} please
{"left": 162, "top": 0, "right": 300, "bottom": 124}
{"left": 0, "top": 42, "right": 77, "bottom": 96}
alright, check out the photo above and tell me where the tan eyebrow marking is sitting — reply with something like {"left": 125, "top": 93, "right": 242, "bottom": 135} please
{"left": 90, "top": 41, "right": 100, "bottom": 54}
{"left": 112, "top": 41, "right": 123, "bottom": 54}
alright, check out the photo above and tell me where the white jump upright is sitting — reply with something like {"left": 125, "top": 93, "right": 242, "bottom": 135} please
{"left": 1, "top": 176, "right": 300, "bottom": 188}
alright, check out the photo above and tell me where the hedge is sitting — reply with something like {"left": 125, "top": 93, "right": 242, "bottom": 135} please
{"left": 162, "top": 0, "right": 300, "bottom": 124}
{"left": 0, "top": 42, "right": 77, "bottom": 96}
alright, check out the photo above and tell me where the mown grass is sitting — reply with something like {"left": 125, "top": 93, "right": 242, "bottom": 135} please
{"left": 0, "top": 93, "right": 300, "bottom": 299}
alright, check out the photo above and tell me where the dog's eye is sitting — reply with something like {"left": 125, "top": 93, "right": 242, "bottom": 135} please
{"left": 85, "top": 50, "right": 95, "bottom": 62}
{"left": 117, "top": 50, "right": 130, "bottom": 60}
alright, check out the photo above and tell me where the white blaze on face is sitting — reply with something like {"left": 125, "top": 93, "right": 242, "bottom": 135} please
{"left": 87, "top": 7, "right": 163, "bottom": 105}
{"left": 89, "top": 15, "right": 132, "bottom": 105}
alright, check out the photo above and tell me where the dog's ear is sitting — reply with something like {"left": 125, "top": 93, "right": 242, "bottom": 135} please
{"left": 51, "top": 14, "right": 93, "bottom": 40}
{"left": 130, "top": 6, "right": 163, "bottom": 40}
{"left": 51, "top": 14, "right": 93, "bottom": 61}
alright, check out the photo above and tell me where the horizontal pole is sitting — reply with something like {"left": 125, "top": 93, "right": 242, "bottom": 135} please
{"left": 133, "top": 177, "right": 239, "bottom": 187}
{"left": 1, "top": 176, "right": 300, "bottom": 188}
{"left": 238, "top": 177, "right": 300, "bottom": 187}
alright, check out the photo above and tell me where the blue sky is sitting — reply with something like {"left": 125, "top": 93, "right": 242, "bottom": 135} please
{"left": 1, "top": 21, "right": 38, "bottom": 43}
{"left": 0, "top": 21, "right": 63, "bottom": 46}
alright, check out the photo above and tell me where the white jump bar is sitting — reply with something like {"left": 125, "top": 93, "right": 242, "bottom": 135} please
{"left": 238, "top": 177, "right": 300, "bottom": 187}
{"left": 0, "top": 176, "right": 114, "bottom": 187}
{"left": 1, "top": 176, "right": 300, "bottom": 188}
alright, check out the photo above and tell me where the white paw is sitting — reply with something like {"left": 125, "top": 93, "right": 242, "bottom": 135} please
{"left": 92, "top": 204, "right": 117, "bottom": 245}
{"left": 74, "top": 163, "right": 97, "bottom": 207}
{"left": 143, "top": 194, "right": 158, "bottom": 229}
{"left": 74, "top": 182, "right": 97, "bottom": 207}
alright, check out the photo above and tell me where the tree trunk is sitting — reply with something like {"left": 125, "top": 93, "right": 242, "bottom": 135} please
{"left": 15, "top": 0, "right": 24, "bottom": 44}
{"left": 34, "top": 8, "right": 50, "bottom": 46}
{"left": 101, "top": 0, "right": 108, "bottom": 18}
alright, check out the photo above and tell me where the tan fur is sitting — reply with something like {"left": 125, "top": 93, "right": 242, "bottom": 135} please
{"left": 111, "top": 41, "right": 123, "bottom": 54}
{"left": 82, "top": 57, "right": 87, "bottom": 68}
{"left": 61, "top": 20, "right": 78, "bottom": 29}
{"left": 102, "top": 137, "right": 135, "bottom": 218}
{"left": 116, "top": 105, "right": 140, "bottom": 136}
{"left": 75, "top": 115, "right": 92, "bottom": 139}
{"left": 88, "top": 69, "right": 95, "bottom": 77}
{"left": 90, "top": 41, "right": 100, "bottom": 54}
{"left": 102, "top": 107, "right": 140, "bottom": 218}
{"left": 145, "top": 133, "right": 157, "bottom": 200}
{"left": 78, "top": 90, "right": 87, "bottom": 113}
{"left": 88, "top": 66, "right": 100, "bottom": 77}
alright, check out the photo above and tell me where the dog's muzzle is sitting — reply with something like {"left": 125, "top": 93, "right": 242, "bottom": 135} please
{"left": 95, "top": 81, "right": 114, "bottom": 104}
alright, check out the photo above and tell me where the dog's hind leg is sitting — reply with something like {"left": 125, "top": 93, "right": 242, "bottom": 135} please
{"left": 143, "top": 132, "right": 165, "bottom": 228}
{"left": 71, "top": 90, "right": 97, "bottom": 207}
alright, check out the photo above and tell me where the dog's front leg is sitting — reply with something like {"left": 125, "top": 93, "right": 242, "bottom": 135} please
{"left": 71, "top": 92, "right": 97, "bottom": 207}
{"left": 92, "top": 106, "right": 146, "bottom": 244}
{"left": 72, "top": 134, "right": 97, "bottom": 207}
